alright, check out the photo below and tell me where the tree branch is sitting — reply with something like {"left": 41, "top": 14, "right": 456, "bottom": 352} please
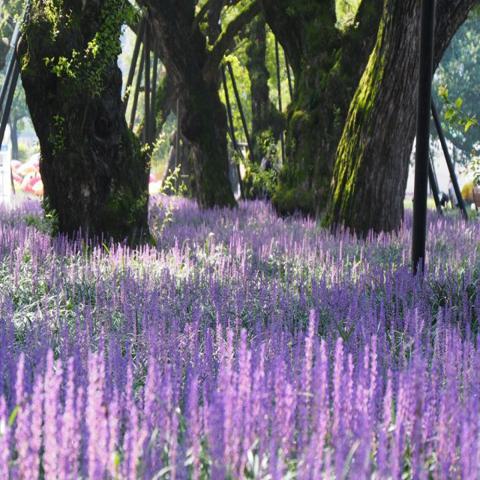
{"left": 207, "top": 0, "right": 260, "bottom": 70}
{"left": 194, "top": 1, "right": 213, "bottom": 30}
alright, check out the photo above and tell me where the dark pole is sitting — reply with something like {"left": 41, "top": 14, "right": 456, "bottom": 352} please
{"left": 221, "top": 66, "right": 239, "bottom": 151}
{"left": 428, "top": 159, "right": 443, "bottom": 215}
{"left": 123, "top": 19, "right": 145, "bottom": 115}
{"left": 285, "top": 59, "right": 294, "bottom": 101}
{"left": 412, "top": 0, "right": 436, "bottom": 275}
{"left": 431, "top": 101, "right": 469, "bottom": 221}
{"left": 151, "top": 53, "right": 159, "bottom": 141}
{"left": 175, "top": 97, "right": 181, "bottom": 169}
{"left": 0, "top": 24, "right": 20, "bottom": 111}
{"left": 129, "top": 44, "right": 145, "bottom": 131}
{"left": 226, "top": 62, "right": 254, "bottom": 164}
{"left": 275, "top": 40, "right": 286, "bottom": 165}
{"left": 0, "top": 61, "right": 20, "bottom": 148}
{"left": 221, "top": 66, "right": 244, "bottom": 199}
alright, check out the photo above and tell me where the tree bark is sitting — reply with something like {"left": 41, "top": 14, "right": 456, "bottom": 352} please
{"left": 261, "top": 0, "right": 383, "bottom": 215}
{"left": 327, "top": 0, "right": 477, "bottom": 236}
{"left": 19, "top": 0, "right": 150, "bottom": 244}
{"left": 139, "top": 2, "right": 238, "bottom": 209}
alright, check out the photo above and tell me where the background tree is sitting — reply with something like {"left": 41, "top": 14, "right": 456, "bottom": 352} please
{"left": 327, "top": 0, "right": 477, "bottom": 236}
{"left": 261, "top": 0, "right": 383, "bottom": 215}
{"left": 433, "top": 6, "right": 480, "bottom": 162}
{"left": 19, "top": 0, "right": 150, "bottom": 244}
{"left": 0, "top": 0, "right": 22, "bottom": 69}
{"left": 8, "top": 87, "right": 29, "bottom": 160}
{"left": 138, "top": 0, "right": 260, "bottom": 209}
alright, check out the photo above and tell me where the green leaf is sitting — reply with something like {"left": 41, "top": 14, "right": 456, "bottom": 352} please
{"left": 465, "top": 119, "right": 478, "bottom": 132}
{"left": 8, "top": 406, "right": 19, "bottom": 427}
{"left": 455, "top": 97, "right": 463, "bottom": 109}
{"left": 438, "top": 85, "right": 449, "bottom": 100}
{"left": 444, "top": 108, "right": 456, "bottom": 122}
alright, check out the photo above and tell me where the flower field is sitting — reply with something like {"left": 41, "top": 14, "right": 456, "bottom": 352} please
{"left": 0, "top": 198, "right": 479, "bottom": 479}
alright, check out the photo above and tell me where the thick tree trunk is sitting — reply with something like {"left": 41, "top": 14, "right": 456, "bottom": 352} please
{"left": 139, "top": 3, "right": 236, "bottom": 209}
{"left": 261, "top": 1, "right": 383, "bottom": 216}
{"left": 327, "top": 0, "right": 476, "bottom": 236}
{"left": 19, "top": 1, "right": 150, "bottom": 244}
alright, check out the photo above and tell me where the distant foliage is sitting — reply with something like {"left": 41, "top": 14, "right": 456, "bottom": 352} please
{"left": 434, "top": 6, "right": 480, "bottom": 161}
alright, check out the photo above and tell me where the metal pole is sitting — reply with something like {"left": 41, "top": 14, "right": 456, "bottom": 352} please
{"left": 221, "top": 65, "right": 244, "bottom": 199}
{"left": 122, "top": 19, "right": 145, "bottom": 114}
{"left": 431, "top": 101, "right": 469, "bottom": 221}
{"left": 129, "top": 44, "right": 145, "bottom": 131}
{"left": 275, "top": 40, "right": 286, "bottom": 165}
{"left": 412, "top": 0, "right": 436, "bottom": 275}
{"left": 226, "top": 62, "right": 254, "bottom": 164}
{"left": 428, "top": 159, "right": 443, "bottom": 215}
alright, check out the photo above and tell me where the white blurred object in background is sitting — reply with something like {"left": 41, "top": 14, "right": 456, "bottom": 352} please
{"left": 0, "top": 125, "right": 12, "bottom": 205}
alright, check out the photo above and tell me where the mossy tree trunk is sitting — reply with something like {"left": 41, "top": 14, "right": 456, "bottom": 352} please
{"left": 327, "top": 0, "right": 477, "bottom": 236}
{"left": 139, "top": 0, "right": 260, "bottom": 209}
{"left": 261, "top": 1, "right": 383, "bottom": 216}
{"left": 19, "top": 0, "right": 150, "bottom": 244}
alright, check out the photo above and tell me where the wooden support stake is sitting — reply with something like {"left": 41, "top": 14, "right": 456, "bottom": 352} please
{"left": 431, "top": 101, "right": 469, "bottom": 221}
{"left": 0, "top": 24, "right": 20, "bottom": 115}
{"left": 129, "top": 44, "right": 145, "bottom": 131}
{"left": 428, "top": 158, "right": 443, "bottom": 215}
{"left": 221, "top": 65, "right": 244, "bottom": 199}
{"left": 123, "top": 19, "right": 145, "bottom": 115}
{"left": 150, "top": 53, "right": 159, "bottom": 141}
{"left": 285, "top": 51, "right": 293, "bottom": 100}
{"left": 144, "top": 27, "right": 151, "bottom": 145}
{"left": 226, "top": 62, "right": 254, "bottom": 164}
{"left": 275, "top": 40, "right": 286, "bottom": 165}
{"left": 0, "top": 60, "right": 20, "bottom": 149}
{"left": 175, "top": 97, "right": 181, "bottom": 169}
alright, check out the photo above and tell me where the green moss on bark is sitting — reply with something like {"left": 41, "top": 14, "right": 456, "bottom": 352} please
{"left": 19, "top": 0, "right": 150, "bottom": 245}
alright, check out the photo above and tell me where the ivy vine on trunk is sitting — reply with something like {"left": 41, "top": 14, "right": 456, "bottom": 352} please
{"left": 19, "top": 0, "right": 150, "bottom": 245}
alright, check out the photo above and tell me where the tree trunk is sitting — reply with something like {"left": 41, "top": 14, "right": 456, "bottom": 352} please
{"left": 327, "top": 0, "right": 476, "bottom": 236}
{"left": 19, "top": 1, "right": 150, "bottom": 245}
{"left": 261, "top": 1, "right": 383, "bottom": 216}
{"left": 9, "top": 119, "right": 18, "bottom": 160}
{"left": 139, "top": 3, "right": 236, "bottom": 209}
